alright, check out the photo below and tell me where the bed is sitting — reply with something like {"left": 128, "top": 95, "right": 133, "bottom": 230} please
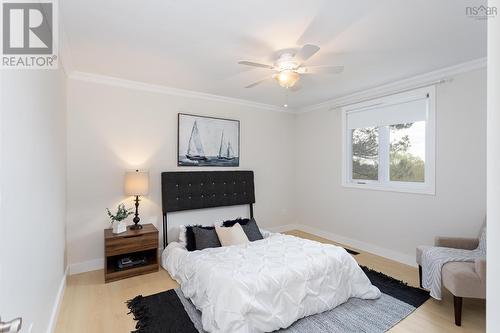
{"left": 161, "top": 171, "right": 380, "bottom": 333}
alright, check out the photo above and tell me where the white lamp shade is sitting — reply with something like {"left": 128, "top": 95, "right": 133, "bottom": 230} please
{"left": 124, "top": 170, "right": 149, "bottom": 196}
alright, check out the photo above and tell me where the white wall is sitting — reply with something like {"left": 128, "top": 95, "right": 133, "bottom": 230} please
{"left": 487, "top": 8, "right": 500, "bottom": 331}
{"left": 66, "top": 78, "right": 297, "bottom": 271}
{"left": 0, "top": 69, "right": 67, "bottom": 332}
{"left": 295, "top": 68, "right": 486, "bottom": 265}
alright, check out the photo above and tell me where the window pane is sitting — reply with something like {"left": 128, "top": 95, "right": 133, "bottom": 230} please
{"left": 390, "top": 121, "right": 425, "bottom": 182}
{"left": 352, "top": 127, "right": 379, "bottom": 180}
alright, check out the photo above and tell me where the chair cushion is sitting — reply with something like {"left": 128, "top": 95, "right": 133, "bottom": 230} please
{"left": 416, "top": 245, "right": 431, "bottom": 265}
{"left": 442, "top": 262, "right": 485, "bottom": 299}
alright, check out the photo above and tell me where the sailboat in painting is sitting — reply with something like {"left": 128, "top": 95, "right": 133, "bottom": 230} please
{"left": 217, "top": 131, "right": 236, "bottom": 160}
{"left": 186, "top": 121, "right": 208, "bottom": 161}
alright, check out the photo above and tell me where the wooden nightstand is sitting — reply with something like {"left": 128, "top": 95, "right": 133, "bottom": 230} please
{"left": 104, "top": 223, "right": 159, "bottom": 283}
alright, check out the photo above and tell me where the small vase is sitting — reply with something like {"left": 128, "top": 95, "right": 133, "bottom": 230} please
{"left": 112, "top": 221, "right": 127, "bottom": 234}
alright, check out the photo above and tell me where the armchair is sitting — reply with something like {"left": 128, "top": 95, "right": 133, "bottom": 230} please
{"left": 416, "top": 236, "right": 486, "bottom": 326}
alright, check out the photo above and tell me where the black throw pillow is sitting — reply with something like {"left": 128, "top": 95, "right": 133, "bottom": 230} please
{"left": 222, "top": 218, "right": 264, "bottom": 241}
{"left": 185, "top": 225, "right": 220, "bottom": 251}
{"left": 185, "top": 226, "right": 197, "bottom": 251}
{"left": 193, "top": 227, "right": 221, "bottom": 250}
{"left": 222, "top": 218, "right": 250, "bottom": 227}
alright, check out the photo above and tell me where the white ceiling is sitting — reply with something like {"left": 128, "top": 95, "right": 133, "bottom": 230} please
{"left": 61, "top": 0, "right": 486, "bottom": 109}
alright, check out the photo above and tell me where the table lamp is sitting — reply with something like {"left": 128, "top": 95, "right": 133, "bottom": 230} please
{"left": 124, "top": 170, "right": 149, "bottom": 230}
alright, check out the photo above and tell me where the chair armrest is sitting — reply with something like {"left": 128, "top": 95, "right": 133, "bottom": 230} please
{"left": 475, "top": 258, "right": 486, "bottom": 281}
{"left": 434, "top": 237, "right": 479, "bottom": 250}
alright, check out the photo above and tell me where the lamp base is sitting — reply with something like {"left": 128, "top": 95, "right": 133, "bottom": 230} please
{"left": 130, "top": 195, "right": 143, "bottom": 230}
{"left": 130, "top": 223, "right": 143, "bottom": 230}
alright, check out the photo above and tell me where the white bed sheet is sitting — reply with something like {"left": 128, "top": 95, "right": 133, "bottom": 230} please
{"left": 162, "top": 233, "right": 380, "bottom": 333}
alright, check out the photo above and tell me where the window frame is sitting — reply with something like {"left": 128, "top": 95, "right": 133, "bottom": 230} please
{"left": 341, "top": 86, "right": 436, "bottom": 195}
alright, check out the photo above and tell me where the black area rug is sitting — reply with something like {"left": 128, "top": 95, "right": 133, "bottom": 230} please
{"left": 361, "top": 266, "right": 429, "bottom": 308}
{"left": 344, "top": 248, "right": 360, "bottom": 255}
{"left": 126, "top": 290, "right": 198, "bottom": 333}
{"left": 127, "top": 266, "right": 429, "bottom": 333}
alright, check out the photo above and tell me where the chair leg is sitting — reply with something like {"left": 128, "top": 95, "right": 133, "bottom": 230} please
{"left": 454, "top": 296, "right": 462, "bottom": 326}
{"left": 418, "top": 265, "right": 423, "bottom": 288}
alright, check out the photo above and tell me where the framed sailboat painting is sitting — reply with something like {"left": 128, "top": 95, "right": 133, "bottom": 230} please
{"left": 178, "top": 113, "right": 240, "bottom": 167}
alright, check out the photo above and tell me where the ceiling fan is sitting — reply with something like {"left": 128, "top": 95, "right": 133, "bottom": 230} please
{"left": 238, "top": 44, "right": 344, "bottom": 90}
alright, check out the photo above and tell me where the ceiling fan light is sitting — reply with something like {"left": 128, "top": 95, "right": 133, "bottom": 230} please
{"left": 275, "top": 70, "right": 299, "bottom": 88}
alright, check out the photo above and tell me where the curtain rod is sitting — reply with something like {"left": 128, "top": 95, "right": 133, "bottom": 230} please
{"left": 329, "top": 79, "right": 449, "bottom": 110}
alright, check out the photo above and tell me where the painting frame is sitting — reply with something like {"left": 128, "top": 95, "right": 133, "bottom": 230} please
{"left": 177, "top": 113, "right": 240, "bottom": 167}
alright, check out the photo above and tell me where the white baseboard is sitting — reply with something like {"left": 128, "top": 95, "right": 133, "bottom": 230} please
{"left": 273, "top": 224, "right": 416, "bottom": 267}
{"left": 46, "top": 266, "right": 68, "bottom": 333}
{"left": 69, "top": 258, "right": 104, "bottom": 275}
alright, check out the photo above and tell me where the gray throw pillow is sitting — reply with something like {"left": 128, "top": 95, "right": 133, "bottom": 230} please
{"left": 192, "top": 227, "right": 221, "bottom": 250}
{"left": 241, "top": 219, "right": 264, "bottom": 241}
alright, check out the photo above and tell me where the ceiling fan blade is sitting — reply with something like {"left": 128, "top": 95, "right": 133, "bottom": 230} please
{"left": 238, "top": 61, "right": 274, "bottom": 70}
{"left": 298, "top": 65, "right": 344, "bottom": 74}
{"left": 295, "top": 44, "right": 320, "bottom": 63}
{"left": 244, "top": 77, "right": 271, "bottom": 88}
{"left": 239, "top": 36, "right": 275, "bottom": 58}
{"left": 296, "top": 1, "right": 374, "bottom": 46}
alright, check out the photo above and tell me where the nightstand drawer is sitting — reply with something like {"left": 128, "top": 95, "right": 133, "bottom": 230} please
{"left": 106, "top": 232, "right": 158, "bottom": 256}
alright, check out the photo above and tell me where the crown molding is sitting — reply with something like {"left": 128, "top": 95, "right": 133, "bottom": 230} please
{"left": 68, "top": 71, "right": 294, "bottom": 113}
{"left": 298, "top": 57, "right": 487, "bottom": 113}
{"left": 67, "top": 57, "right": 486, "bottom": 113}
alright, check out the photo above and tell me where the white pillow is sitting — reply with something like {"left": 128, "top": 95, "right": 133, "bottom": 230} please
{"left": 215, "top": 223, "right": 249, "bottom": 247}
{"left": 178, "top": 225, "right": 187, "bottom": 248}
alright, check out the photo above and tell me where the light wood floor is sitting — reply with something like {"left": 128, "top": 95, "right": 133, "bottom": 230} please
{"left": 55, "top": 230, "right": 485, "bottom": 333}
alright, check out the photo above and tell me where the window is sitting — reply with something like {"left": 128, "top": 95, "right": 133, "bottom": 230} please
{"left": 342, "top": 87, "right": 435, "bottom": 194}
{"left": 352, "top": 127, "right": 379, "bottom": 181}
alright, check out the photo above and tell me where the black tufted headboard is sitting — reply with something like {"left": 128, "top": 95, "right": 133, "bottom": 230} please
{"left": 161, "top": 171, "right": 255, "bottom": 247}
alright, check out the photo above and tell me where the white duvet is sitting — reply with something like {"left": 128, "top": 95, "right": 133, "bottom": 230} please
{"left": 163, "top": 233, "right": 380, "bottom": 333}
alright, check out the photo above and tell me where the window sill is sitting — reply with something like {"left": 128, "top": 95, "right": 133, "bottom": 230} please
{"left": 342, "top": 182, "right": 435, "bottom": 195}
